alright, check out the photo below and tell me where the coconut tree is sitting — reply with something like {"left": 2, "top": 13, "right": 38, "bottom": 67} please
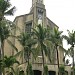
{"left": 0, "top": 19, "right": 10, "bottom": 58}
{"left": 0, "top": 0, "right": 15, "bottom": 74}
{"left": 0, "top": 56, "right": 19, "bottom": 75}
{"left": 16, "top": 32, "right": 36, "bottom": 75}
{"left": 63, "top": 30, "right": 75, "bottom": 75}
{"left": 49, "top": 27, "right": 63, "bottom": 75}
{"left": 0, "top": 19, "right": 17, "bottom": 58}
{"left": 0, "top": 0, "right": 15, "bottom": 21}
{"left": 32, "top": 25, "right": 50, "bottom": 75}
{"left": 0, "top": 19, "right": 18, "bottom": 75}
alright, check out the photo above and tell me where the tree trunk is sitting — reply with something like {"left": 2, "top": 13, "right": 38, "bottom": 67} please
{"left": 1, "top": 41, "right": 5, "bottom": 75}
{"left": 0, "top": 16, "right": 2, "bottom": 22}
{"left": 27, "top": 50, "right": 30, "bottom": 75}
{"left": 41, "top": 44, "right": 44, "bottom": 75}
{"left": 72, "top": 46, "right": 74, "bottom": 75}
{"left": 27, "top": 59, "right": 29, "bottom": 75}
{"left": 0, "top": 48, "right": 2, "bottom": 75}
{"left": 0, "top": 38, "right": 1, "bottom": 75}
{"left": 1, "top": 41, "right": 4, "bottom": 59}
{"left": 56, "top": 46, "right": 59, "bottom": 75}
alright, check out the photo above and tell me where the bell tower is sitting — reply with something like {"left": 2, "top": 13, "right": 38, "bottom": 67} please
{"left": 31, "top": 0, "right": 46, "bottom": 28}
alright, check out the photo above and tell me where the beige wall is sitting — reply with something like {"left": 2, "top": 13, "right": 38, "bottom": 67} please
{"left": 4, "top": 1, "right": 71, "bottom": 74}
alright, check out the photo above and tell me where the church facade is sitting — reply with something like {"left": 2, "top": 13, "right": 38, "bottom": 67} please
{"left": 4, "top": 0, "right": 71, "bottom": 75}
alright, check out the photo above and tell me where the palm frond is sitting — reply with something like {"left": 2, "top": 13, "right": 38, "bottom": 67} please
{"left": 32, "top": 44, "right": 41, "bottom": 59}
{"left": 32, "top": 28, "right": 40, "bottom": 38}
{"left": 14, "top": 50, "right": 23, "bottom": 58}
{"left": 4, "top": 6, "right": 16, "bottom": 16}
{"left": 59, "top": 45, "right": 67, "bottom": 52}
{"left": 0, "top": 0, "right": 16, "bottom": 20}
{"left": 6, "top": 39, "right": 18, "bottom": 52}
{"left": 10, "top": 67, "right": 16, "bottom": 74}
{"left": 63, "top": 30, "right": 75, "bottom": 45}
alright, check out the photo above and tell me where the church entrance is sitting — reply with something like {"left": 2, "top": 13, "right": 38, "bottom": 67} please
{"left": 49, "top": 71, "right": 56, "bottom": 75}
{"left": 33, "top": 70, "right": 42, "bottom": 75}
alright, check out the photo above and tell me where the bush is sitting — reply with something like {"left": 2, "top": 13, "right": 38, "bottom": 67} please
{"left": 44, "top": 65, "right": 49, "bottom": 75}
{"left": 26, "top": 64, "right": 34, "bottom": 75}
{"left": 59, "top": 65, "right": 65, "bottom": 75}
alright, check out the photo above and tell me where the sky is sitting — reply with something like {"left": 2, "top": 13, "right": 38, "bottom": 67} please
{"left": 6, "top": 0, "right": 75, "bottom": 32}
{"left": 6, "top": 0, "right": 75, "bottom": 45}
{"left": 6, "top": 0, "right": 75, "bottom": 63}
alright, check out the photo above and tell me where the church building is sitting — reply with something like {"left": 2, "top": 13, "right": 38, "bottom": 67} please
{"left": 4, "top": 0, "right": 71, "bottom": 75}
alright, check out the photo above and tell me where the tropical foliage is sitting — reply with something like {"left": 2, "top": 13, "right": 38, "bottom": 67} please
{"left": 0, "top": 0, "right": 16, "bottom": 75}
{"left": 48, "top": 27, "right": 63, "bottom": 75}
{"left": 16, "top": 32, "right": 36, "bottom": 63}
{"left": 0, "top": 56, "right": 19, "bottom": 75}
{"left": 0, "top": 0, "right": 15, "bottom": 21}
{"left": 59, "top": 65, "right": 65, "bottom": 75}
{"left": 26, "top": 64, "right": 34, "bottom": 75}
{"left": 15, "top": 32, "right": 37, "bottom": 75}
{"left": 0, "top": 19, "right": 17, "bottom": 75}
{"left": 0, "top": 19, "right": 17, "bottom": 58}
{"left": 32, "top": 25, "right": 52, "bottom": 74}
{"left": 1, "top": 1, "right": 75, "bottom": 75}
{"left": 44, "top": 65, "right": 49, "bottom": 75}
{"left": 63, "top": 30, "right": 75, "bottom": 75}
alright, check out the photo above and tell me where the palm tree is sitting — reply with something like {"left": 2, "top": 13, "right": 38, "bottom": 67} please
{"left": 0, "top": 19, "right": 17, "bottom": 58}
{"left": 0, "top": 1, "right": 15, "bottom": 74}
{"left": 49, "top": 27, "right": 63, "bottom": 75}
{"left": 0, "top": 0, "right": 15, "bottom": 21}
{"left": 63, "top": 30, "right": 75, "bottom": 75}
{"left": 0, "top": 56, "right": 19, "bottom": 75}
{"left": 16, "top": 32, "right": 36, "bottom": 75}
{"left": 0, "top": 19, "right": 18, "bottom": 75}
{"left": 32, "top": 25, "right": 50, "bottom": 75}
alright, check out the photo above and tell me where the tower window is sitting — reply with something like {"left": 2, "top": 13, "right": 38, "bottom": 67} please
{"left": 25, "top": 22, "right": 32, "bottom": 33}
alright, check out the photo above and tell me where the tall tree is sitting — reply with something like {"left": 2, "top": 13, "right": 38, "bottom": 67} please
{"left": 0, "top": 56, "right": 19, "bottom": 75}
{"left": 16, "top": 32, "right": 36, "bottom": 75}
{"left": 0, "top": 0, "right": 15, "bottom": 74}
{"left": 32, "top": 25, "right": 50, "bottom": 75}
{"left": 63, "top": 30, "right": 75, "bottom": 75}
{"left": 0, "top": 19, "right": 17, "bottom": 58}
{"left": 0, "top": 0, "right": 15, "bottom": 21}
{"left": 0, "top": 19, "right": 17, "bottom": 75}
{"left": 49, "top": 27, "right": 63, "bottom": 75}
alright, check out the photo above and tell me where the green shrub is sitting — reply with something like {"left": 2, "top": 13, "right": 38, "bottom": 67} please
{"left": 59, "top": 65, "right": 65, "bottom": 75}
{"left": 26, "top": 64, "right": 34, "bottom": 75}
{"left": 44, "top": 65, "right": 49, "bottom": 75}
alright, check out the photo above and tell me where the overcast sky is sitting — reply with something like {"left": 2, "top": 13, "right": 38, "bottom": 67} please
{"left": 6, "top": 0, "right": 75, "bottom": 63}
{"left": 6, "top": 0, "right": 75, "bottom": 43}
{"left": 6, "top": 0, "right": 75, "bottom": 32}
